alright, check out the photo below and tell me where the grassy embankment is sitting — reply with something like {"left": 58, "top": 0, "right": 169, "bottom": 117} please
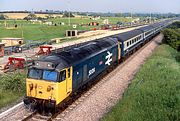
{"left": 102, "top": 44, "right": 180, "bottom": 121}
{"left": 0, "top": 72, "right": 25, "bottom": 109}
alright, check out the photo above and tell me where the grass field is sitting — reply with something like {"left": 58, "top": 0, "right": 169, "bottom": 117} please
{"left": 102, "top": 44, "right": 180, "bottom": 121}
{"left": 0, "top": 17, "right": 132, "bottom": 41}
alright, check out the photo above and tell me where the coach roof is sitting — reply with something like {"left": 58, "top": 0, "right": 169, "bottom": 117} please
{"left": 138, "top": 25, "right": 154, "bottom": 32}
{"left": 112, "top": 29, "right": 142, "bottom": 42}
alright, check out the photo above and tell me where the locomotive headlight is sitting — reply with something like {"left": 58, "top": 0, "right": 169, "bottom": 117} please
{"left": 47, "top": 63, "right": 51, "bottom": 67}
{"left": 36, "top": 62, "right": 39, "bottom": 66}
{"left": 47, "top": 86, "right": 51, "bottom": 92}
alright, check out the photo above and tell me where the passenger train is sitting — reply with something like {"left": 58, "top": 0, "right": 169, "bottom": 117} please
{"left": 23, "top": 19, "right": 175, "bottom": 113}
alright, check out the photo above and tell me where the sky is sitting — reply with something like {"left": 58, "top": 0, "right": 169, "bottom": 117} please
{"left": 0, "top": 0, "right": 180, "bottom": 13}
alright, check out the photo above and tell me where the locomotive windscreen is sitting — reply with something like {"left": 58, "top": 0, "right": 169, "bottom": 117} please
{"left": 28, "top": 68, "right": 58, "bottom": 82}
{"left": 43, "top": 70, "right": 58, "bottom": 82}
{"left": 28, "top": 68, "right": 42, "bottom": 80}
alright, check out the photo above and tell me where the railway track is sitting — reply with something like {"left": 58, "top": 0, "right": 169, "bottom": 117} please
{"left": 0, "top": 34, "right": 162, "bottom": 121}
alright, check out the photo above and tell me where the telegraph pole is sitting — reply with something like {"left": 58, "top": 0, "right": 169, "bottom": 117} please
{"left": 131, "top": 12, "right": 133, "bottom": 26}
{"left": 67, "top": 0, "right": 71, "bottom": 26}
{"left": 150, "top": 13, "right": 152, "bottom": 24}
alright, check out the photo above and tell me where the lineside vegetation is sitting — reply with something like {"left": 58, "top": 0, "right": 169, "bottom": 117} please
{"left": 0, "top": 72, "right": 25, "bottom": 109}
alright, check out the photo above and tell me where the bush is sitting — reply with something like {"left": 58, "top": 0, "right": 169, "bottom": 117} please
{"left": 0, "top": 72, "right": 26, "bottom": 92}
{"left": 24, "top": 14, "right": 37, "bottom": 20}
{"left": 167, "top": 22, "right": 180, "bottom": 29}
{"left": 176, "top": 53, "right": 180, "bottom": 62}
{"left": 162, "top": 29, "right": 180, "bottom": 51}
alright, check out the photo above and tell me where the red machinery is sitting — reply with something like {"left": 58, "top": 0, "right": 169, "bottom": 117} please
{"left": 4, "top": 57, "right": 25, "bottom": 71}
{"left": 36, "top": 45, "right": 52, "bottom": 55}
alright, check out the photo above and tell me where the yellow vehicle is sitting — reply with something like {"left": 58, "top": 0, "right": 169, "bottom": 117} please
{"left": 24, "top": 38, "right": 119, "bottom": 114}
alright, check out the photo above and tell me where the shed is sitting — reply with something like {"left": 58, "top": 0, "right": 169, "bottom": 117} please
{"left": 89, "top": 22, "right": 99, "bottom": 26}
{"left": 0, "top": 43, "right": 5, "bottom": 57}
{"left": 1, "top": 38, "right": 24, "bottom": 47}
{"left": 66, "top": 30, "right": 78, "bottom": 37}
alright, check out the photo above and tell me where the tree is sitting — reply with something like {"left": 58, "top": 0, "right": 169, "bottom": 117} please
{"left": 0, "top": 14, "right": 8, "bottom": 20}
{"left": 62, "top": 11, "right": 74, "bottom": 17}
{"left": 24, "top": 14, "right": 37, "bottom": 20}
{"left": 115, "top": 13, "right": 123, "bottom": 17}
{"left": 162, "top": 28, "right": 180, "bottom": 51}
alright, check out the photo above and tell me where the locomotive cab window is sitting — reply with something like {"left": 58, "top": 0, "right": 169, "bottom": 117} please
{"left": 28, "top": 68, "right": 42, "bottom": 79}
{"left": 43, "top": 70, "right": 58, "bottom": 82}
{"left": 59, "top": 70, "right": 66, "bottom": 82}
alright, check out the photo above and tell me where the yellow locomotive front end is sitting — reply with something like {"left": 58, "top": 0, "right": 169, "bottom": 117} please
{"left": 24, "top": 60, "right": 72, "bottom": 114}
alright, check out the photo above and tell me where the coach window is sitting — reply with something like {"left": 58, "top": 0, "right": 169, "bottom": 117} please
{"left": 127, "top": 42, "right": 129, "bottom": 47}
{"left": 60, "top": 70, "right": 66, "bottom": 81}
{"left": 130, "top": 40, "right": 132, "bottom": 45}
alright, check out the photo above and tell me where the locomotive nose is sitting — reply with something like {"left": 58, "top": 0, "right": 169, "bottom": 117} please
{"left": 26, "top": 79, "right": 56, "bottom": 100}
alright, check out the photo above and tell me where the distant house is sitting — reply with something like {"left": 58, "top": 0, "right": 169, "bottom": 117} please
{"left": 89, "top": 22, "right": 99, "bottom": 26}
{"left": 1, "top": 38, "right": 24, "bottom": 47}
{"left": 103, "top": 19, "right": 109, "bottom": 25}
{"left": 90, "top": 16, "right": 101, "bottom": 20}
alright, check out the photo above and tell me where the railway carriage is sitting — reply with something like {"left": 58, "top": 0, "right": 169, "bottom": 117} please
{"left": 112, "top": 29, "right": 143, "bottom": 57}
{"left": 138, "top": 26, "right": 155, "bottom": 42}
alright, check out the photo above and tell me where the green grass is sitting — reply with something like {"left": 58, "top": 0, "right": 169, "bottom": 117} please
{"left": 0, "top": 90, "right": 22, "bottom": 109}
{"left": 0, "top": 17, "right": 132, "bottom": 41}
{"left": 102, "top": 44, "right": 180, "bottom": 121}
{"left": 0, "top": 22, "right": 89, "bottom": 41}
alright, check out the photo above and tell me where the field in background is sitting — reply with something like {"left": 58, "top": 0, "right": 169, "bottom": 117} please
{"left": 2, "top": 13, "right": 63, "bottom": 19}
{"left": 102, "top": 44, "right": 180, "bottom": 121}
{"left": 0, "top": 16, "right": 132, "bottom": 41}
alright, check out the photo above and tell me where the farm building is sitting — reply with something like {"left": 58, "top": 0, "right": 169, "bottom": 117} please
{"left": 1, "top": 38, "right": 24, "bottom": 47}
{"left": 89, "top": 22, "right": 99, "bottom": 26}
{"left": 0, "top": 43, "right": 5, "bottom": 57}
{"left": 66, "top": 30, "right": 78, "bottom": 37}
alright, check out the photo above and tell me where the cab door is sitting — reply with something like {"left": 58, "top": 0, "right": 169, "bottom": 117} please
{"left": 118, "top": 41, "right": 121, "bottom": 60}
{"left": 66, "top": 67, "right": 72, "bottom": 95}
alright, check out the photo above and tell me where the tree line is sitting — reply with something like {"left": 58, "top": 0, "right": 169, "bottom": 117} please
{"left": 162, "top": 22, "right": 180, "bottom": 52}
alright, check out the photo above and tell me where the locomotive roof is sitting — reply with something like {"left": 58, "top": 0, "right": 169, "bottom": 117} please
{"left": 138, "top": 25, "right": 154, "bottom": 32}
{"left": 112, "top": 29, "right": 142, "bottom": 42}
{"left": 37, "top": 37, "right": 118, "bottom": 70}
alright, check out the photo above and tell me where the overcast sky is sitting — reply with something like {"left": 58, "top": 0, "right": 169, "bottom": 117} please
{"left": 0, "top": 0, "right": 179, "bottom": 13}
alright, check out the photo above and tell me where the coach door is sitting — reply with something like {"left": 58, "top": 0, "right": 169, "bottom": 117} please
{"left": 66, "top": 67, "right": 72, "bottom": 95}
{"left": 83, "top": 65, "right": 88, "bottom": 82}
